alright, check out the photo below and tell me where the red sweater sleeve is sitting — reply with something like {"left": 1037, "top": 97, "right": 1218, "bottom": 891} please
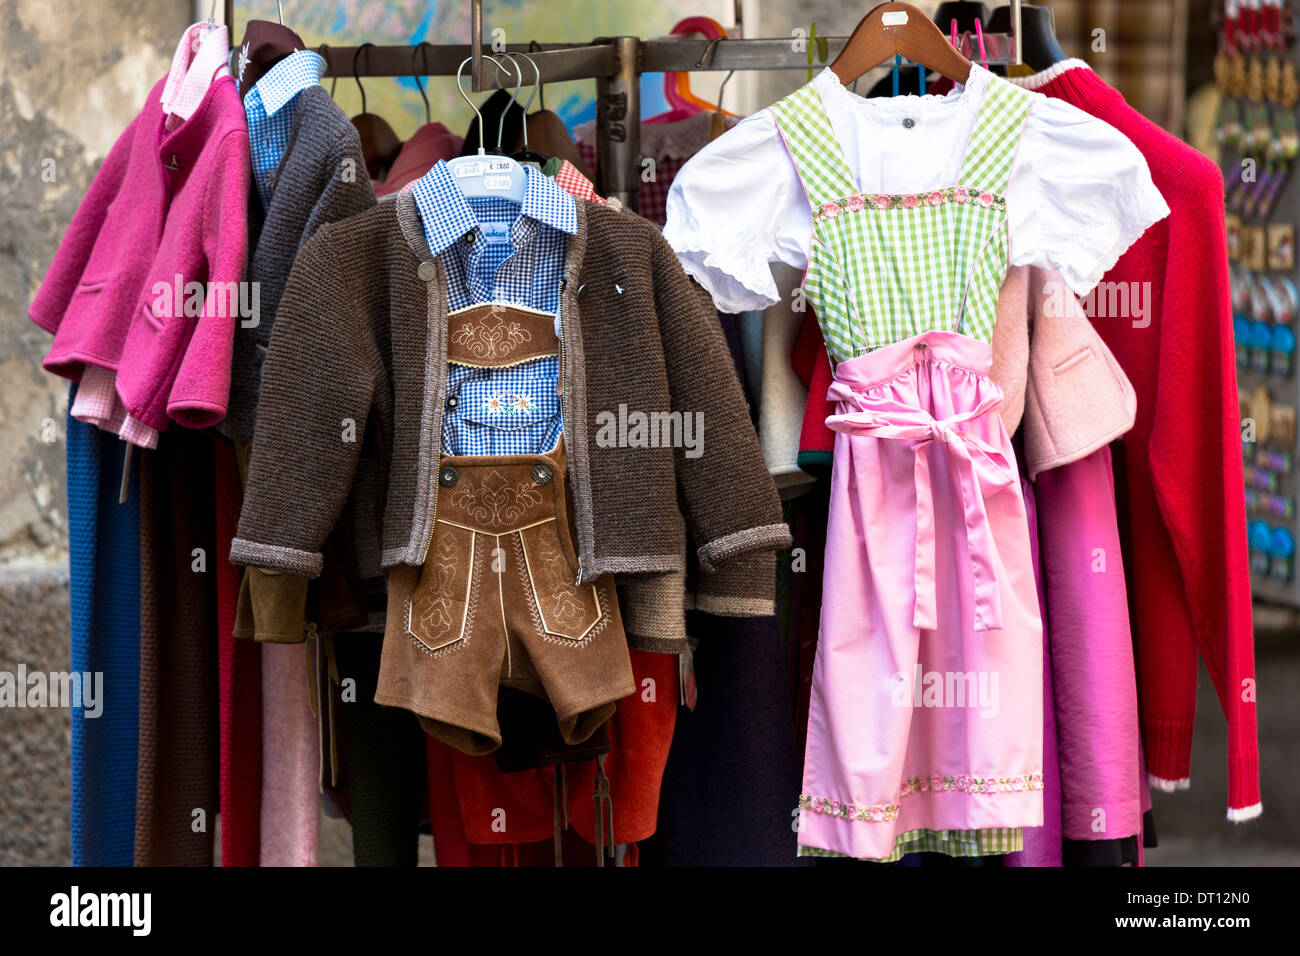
{"left": 169, "top": 130, "right": 252, "bottom": 428}
{"left": 1146, "top": 154, "right": 1259, "bottom": 817}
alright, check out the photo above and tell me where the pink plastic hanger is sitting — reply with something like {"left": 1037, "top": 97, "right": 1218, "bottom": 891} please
{"left": 645, "top": 16, "right": 733, "bottom": 125}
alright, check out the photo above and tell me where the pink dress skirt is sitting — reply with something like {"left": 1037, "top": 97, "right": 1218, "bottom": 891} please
{"left": 798, "top": 330, "right": 1044, "bottom": 860}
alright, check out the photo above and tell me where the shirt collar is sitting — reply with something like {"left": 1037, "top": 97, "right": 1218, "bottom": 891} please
{"left": 412, "top": 160, "right": 578, "bottom": 255}
{"left": 162, "top": 22, "right": 230, "bottom": 119}
{"left": 254, "top": 48, "right": 326, "bottom": 117}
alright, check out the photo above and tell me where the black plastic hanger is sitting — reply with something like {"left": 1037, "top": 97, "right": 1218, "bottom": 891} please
{"left": 988, "top": 3, "right": 1067, "bottom": 72}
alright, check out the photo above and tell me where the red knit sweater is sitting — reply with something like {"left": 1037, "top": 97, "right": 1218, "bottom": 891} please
{"left": 796, "top": 61, "right": 1260, "bottom": 819}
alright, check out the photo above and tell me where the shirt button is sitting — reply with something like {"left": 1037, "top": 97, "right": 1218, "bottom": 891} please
{"left": 531, "top": 464, "right": 553, "bottom": 485}
{"left": 417, "top": 261, "right": 437, "bottom": 282}
{"left": 446, "top": 395, "right": 459, "bottom": 409}
{"left": 465, "top": 230, "right": 477, "bottom": 244}
{"left": 903, "top": 117, "right": 916, "bottom": 129}
{"left": 439, "top": 466, "right": 459, "bottom": 487}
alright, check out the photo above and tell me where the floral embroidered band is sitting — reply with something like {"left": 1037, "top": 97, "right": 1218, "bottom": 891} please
{"left": 799, "top": 772, "right": 1044, "bottom": 823}
{"left": 815, "top": 185, "right": 1007, "bottom": 221}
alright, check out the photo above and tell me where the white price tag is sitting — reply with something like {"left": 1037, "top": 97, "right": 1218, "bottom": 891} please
{"left": 484, "top": 175, "right": 513, "bottom": 191}
{"left": 453, "top": 162, "right": 485, "bottom": 177}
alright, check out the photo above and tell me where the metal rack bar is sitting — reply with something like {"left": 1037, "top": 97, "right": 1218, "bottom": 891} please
{"left": 316, "top": 42, "right": 616, "bottom": 85}
{"left": 313, "top": 32, "right": 1021, "bottom": 84}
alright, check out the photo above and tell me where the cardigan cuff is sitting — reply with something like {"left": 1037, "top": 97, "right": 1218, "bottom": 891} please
{"left": 696, "top": 522, "right": 792, "bottom": 572}
{"left": 229, "top": 537, "right": 324, "bottom": 578}
{"left": 694, "top": 550, "right": 777, "bottom": 616}
{"left": 617, "top": 572, "right": 688, "bottom": 656}
{"left": 233, "top": 566, "right": 312, "bottom": 643}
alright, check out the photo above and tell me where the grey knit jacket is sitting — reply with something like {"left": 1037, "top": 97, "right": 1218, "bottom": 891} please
{"left": 231, "top": 191, "right": 791, "bottom": 619}
{"left": 219, "top": 84, "right": 376, "bottom": 441}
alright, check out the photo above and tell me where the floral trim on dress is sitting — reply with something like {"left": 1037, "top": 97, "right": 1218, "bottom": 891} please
{"left": 798, "top": 772, "right": 1044, "bottom": 823}
{"left": 813, "top": 185, "right": 1006, "bottom": 221}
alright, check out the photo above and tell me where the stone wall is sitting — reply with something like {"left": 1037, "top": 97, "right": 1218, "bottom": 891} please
{"left": 0, "top": 0, "right": 191, "bottom": 865}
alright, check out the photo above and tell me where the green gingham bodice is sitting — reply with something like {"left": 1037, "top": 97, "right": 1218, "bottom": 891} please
{"left": 769, "top": 71, "right": 1034, "bottom": 363}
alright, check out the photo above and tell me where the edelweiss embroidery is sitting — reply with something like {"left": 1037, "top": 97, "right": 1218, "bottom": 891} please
{"left": 480, "top": 391, "right": 538, "bottom": 414}
{"left": 452, "top": 312, "right": 533, "bottom": 361}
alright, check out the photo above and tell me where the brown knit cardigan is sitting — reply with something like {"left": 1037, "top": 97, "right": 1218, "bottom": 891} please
{"left": 231, "top": 192, "right": 789, "bottom": 625}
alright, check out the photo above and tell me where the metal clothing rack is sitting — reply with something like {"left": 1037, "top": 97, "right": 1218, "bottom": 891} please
{"left": 225, "top": 0, "right": 1024, "bottom": 210}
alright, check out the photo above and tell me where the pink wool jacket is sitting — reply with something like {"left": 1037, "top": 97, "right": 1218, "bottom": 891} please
{"left": 31, "top": 73, "right": 250, "bottom": 431}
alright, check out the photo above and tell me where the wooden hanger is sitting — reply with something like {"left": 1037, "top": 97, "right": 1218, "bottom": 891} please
{"left": 830, "top": 1, "right": 975, "bottom": 87}
{"left": 351, "top": 43, "right": 402, "bottom": 176}
{"left": 520, "top": 112, "right": 592, "bottom": 177}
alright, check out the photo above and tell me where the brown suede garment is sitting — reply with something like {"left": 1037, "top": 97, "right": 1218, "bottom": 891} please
{"left": 376, "top": 306, "right": 634, "bottom": 755}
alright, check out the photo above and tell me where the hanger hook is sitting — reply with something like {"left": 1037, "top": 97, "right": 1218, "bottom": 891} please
{"left": 695, "top": 35, "right": 724, "bottom": 69}
{"left": 353, "top": 42, "right": 373, "bottom": 115}
{"left": 412, "top": 42, "right": 433, "bottom": 124}
{"left": 495, "top": 53, "right": 524, "bottom": 152}
{"left": 715, "top": 68, "right": 735, "bottom": 113}
{"left": 277, "top": 1, "right": 284, "bottom": 27}
{"left": 528, "top": 40, "right": 545, "bottom": 111}
{"left": 507, "top": 52, "right": 542, "bottom": 153}
{"left": 455, "top": 57, "right": 488, "bottom": 156}
{"left": 510, "top": 52, "right": 541, "bottom": 115}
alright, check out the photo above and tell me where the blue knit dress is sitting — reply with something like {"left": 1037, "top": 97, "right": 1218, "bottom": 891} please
{"left": 66, "top": 383, "right": 141, "bottom": 865}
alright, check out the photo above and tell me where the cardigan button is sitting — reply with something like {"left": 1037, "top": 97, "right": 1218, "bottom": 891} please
{"left": 439, "top": 466, "right": 459, "bottom": 487}
{"left": 531, "top": 464, "right": 553, "bottom": 485}
{"left": 417, "top": 261, "right": 437, "bottom": 282}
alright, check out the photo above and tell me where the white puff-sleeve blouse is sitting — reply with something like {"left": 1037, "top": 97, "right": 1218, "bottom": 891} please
{"left": 663, "top": 66, "right": 1171, "bottom": 315}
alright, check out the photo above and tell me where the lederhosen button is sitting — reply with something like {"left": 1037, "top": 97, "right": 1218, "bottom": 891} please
{"left": 439, "top": 466, "right": 459, "bottom": 486}
{"left": 531, "top": 464, "right": 553, "bottom": 484}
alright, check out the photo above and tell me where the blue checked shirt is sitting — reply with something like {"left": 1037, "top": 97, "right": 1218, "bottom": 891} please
{"left": 411, "top": 161, "right": 577, "bottom": 456}
{"left": 242, "top": 48, "right": 325, "bottom": 209}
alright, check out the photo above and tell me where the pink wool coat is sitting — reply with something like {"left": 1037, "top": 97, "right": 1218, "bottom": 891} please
{"left": 31, "top": 73, "right": 250, "bottom": 431}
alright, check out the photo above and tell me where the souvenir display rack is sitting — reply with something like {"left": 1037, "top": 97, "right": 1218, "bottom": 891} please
{"left": 1220, "top": 0, "right": 1300, "bottom": 604}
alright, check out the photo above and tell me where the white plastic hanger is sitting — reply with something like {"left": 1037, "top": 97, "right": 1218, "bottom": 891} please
{"left": 444, "top": 55, "right": 527, "bottom": 203}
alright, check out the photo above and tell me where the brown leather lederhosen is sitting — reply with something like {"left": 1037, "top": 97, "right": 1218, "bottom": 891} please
{"left": 375, "top": 304, "right": 635, "bottom": 755}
